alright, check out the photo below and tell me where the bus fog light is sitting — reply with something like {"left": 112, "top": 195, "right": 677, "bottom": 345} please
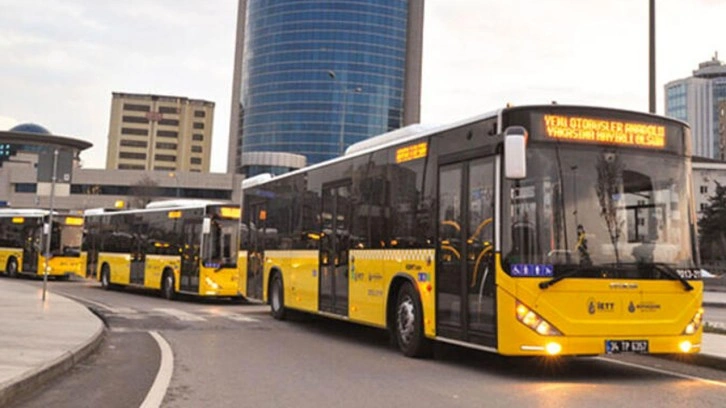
{"left": 546, "top": 342, "right": 562, "bottom": 355}
{"left": 679, "top": 341, "right": 692, "bottom": 353}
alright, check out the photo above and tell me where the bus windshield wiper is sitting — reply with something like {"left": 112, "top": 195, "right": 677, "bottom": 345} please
{"left": 647, "top": 262, "right": 694, "bottom": 291}
{"left": 539, "top": 265, "right": 597, "bottom": 290}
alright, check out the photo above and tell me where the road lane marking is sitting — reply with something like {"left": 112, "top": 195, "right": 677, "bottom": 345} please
{"left": 210, "top": 311, "right": 260, "bottom": 322}
{"left": 141, "top": 331, "right": 174, "bottom": 408}
{"left": 598, "top": 357, "right": 726, "bottom": 388}
{"left": 153, "top": 307, "right": 207, "bottom": 321}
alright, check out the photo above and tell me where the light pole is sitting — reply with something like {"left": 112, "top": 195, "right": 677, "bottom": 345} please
{"left": 168, "top": 171, "right": 180, "bottom": 197}
{"left": 328, "top": 70, "right": 362, "bottom": 156}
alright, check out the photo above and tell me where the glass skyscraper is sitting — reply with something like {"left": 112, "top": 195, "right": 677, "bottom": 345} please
{"left": 665, "top": 54, "right": 726, "bottom": 159}
{"left": 228, "top": 0, "right": 424, "bottom": 176}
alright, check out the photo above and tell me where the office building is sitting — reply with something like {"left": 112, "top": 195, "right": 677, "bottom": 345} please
{"left": 228, "top": 0, "right": 425, "bottom": 176}
{"left": 665, "top": 53, "right": 726, "bottom": 159}
{"left": 106, "top": 92, "right": 215, "bottom": 172}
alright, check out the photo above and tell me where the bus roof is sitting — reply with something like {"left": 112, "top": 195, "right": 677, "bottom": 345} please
{"left": 0, "top": 208, "right": 50, "bottom": 217}
{"left": 145, "top": 199, "right": 227, "bottom": 209}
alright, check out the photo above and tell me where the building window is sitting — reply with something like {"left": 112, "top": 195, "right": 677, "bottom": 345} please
{"left": 119, "top": 164, "right": 146, "bottom": 170}
{"left": 193, "top": 122, "right": 204, "bottom": 129}
{"left": 191, "top": 145, "right": 203, "bottom": 153}
{"left": 122, "top": 115, "right": 149, "bottom": 124}
{"left": 190, "top": 169, "right": 201, "bottom": 173}
{"left": 156, "top": 142, "right": 177, "bottom": 150}
{"left": 120, "top": 140, "right": 148, "bottom": 148}
{"left": 190, "top": 157, "right": 202, "bottom": 165}
{"left": 701, "top": 185, "right": 709, "bottom": 194}
{"left": 701, "top": 203, "right": 707, "bottom": 211}
{"left": 123, "top": 103, "right": 150, "bottom": 112}
{"left": 121, "top": 127, "right": 148, "bottom": 136}
{"left": 159, "top": 106, "right": 178, "bottom": 114}
{"left": 158, "top": 119, "right": 179, "bottom": 126}
{"left": 14, "top": 183, "right": 37, "bottom": 193}
{"left": 157, "top": 130, "right": 178, "bottom": 138}
{"left": 154, "top": 166, "right": 175, "bottom": 171}
{"left": 192, "top": 134, "right": 204, "bottom": 141}
{"left": 194, "top": 110, "right": 206, "bottom": 118}
{"left": 155, "top": 154, "right": 176, "bottom": 162}
{"left": 119, "top": 152, "right": 147, "bottom": 160}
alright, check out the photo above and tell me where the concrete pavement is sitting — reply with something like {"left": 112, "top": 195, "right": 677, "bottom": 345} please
{"left": 0, "top": 278, "right": 104, "bottom": 406}
{"left": 0, "top": 279, "right": 724, "bottom": 406}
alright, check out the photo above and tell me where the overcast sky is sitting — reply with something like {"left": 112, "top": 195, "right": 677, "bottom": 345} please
{"left": 1, "top": 0, "right": 724, "bottom": 172}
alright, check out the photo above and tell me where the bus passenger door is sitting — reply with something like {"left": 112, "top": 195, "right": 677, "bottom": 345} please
{"left": 130, "top": 233, "right": 145, "bottom": 285}
{"left": 180, "top": 220, "right": 201, "bottom": 293}
{"left": 319, "top": 182, "right": 351, "bottom": 316}
{"left": 437, "top": 157, "right": 497, "bottom": 344}
{"left": 22, "top": 223, "right": 40, "bottom": 273}
{"left": 246, "top": 203, "right": 266, "bottom": 300}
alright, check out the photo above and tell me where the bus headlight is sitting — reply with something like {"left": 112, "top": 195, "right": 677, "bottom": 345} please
{"left": 516, "top": 301, "right": 562, "bottom": 336}
{"left": 682, "top": 307, "right": 704, "bottom": 335}
{"left": 205, "top": 277, "right": 220, "bottom": 290}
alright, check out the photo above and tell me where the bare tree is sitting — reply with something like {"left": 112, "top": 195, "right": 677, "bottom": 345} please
{"left": 128, "top": 175, "right": 162, "bottom": 209}
{"left": 596, "top": 152, "right": 624, "bottom": 263}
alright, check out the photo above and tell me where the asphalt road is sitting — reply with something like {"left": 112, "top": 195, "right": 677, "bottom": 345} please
{"left": 10, "top": 278, "right": 726, "bottom": 408}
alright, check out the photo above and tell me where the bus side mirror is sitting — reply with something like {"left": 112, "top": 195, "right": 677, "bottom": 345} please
{"left": 202, "top": 218, "right": 211, "bottom": 234}
{"left": 504, "top": 126, "right": 528, "bottom": 179}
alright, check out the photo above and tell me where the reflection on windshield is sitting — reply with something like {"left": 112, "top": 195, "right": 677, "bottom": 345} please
{"left": 503, "top": 145, "right": 694, "bottom": 275}
{"left": 50, "top": 224, "right": 82, "bottom": 256}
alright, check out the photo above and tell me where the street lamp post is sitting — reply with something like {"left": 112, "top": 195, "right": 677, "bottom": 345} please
{"left": 168, "top": 172, "right": 180, "bottom": 198}
{"left": 328, "top": 70, "right": 362, "bottom": 156}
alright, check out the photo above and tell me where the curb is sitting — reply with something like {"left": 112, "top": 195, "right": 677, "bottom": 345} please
{"left": 660, "top": 352, "right": 726, "bottom": 372}
{"left": 0, "top": 318, "right": 106, "bottom": 407}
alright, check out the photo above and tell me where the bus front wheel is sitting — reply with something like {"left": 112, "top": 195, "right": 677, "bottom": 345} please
{"left": 270, "top": 272, "right": 286, "bottom": 320}
{"left": 394, "top": 282, "right": 432, "bottom": 358}
{"left": 6, "top": 257, "right": 18, "bottom": 278}
{"left": 161, "top": 271, "right": 175, "bottom": 301}
{"left": 100, "top": 265, "right": 111, "bottom": 290}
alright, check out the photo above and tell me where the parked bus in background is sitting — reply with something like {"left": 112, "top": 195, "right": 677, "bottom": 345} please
{"left": 0, "top": 209, "right": 85, "bottom": 279}
{"left": 238, "top": 104, "right": 704, "bottom": 358}
{"left": 83, "top": 200, "right": 241, "bottom": 300}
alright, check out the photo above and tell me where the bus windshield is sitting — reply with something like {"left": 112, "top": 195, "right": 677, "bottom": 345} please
{"left": 50, "top": 223, "right": 83, "bottom": 257}
{"left": 503, "top": 144, "right": 694, "bottom": 278}
{"left": 205, "top": 218, "right": 239, "bottom": 268}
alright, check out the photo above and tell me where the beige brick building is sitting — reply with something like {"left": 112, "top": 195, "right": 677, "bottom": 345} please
{"left": 106, "top": 92, "right": 214, "bottom": 172}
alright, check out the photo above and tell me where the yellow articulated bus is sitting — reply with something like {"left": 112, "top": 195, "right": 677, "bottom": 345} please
{"left": 239, "top": 104, "right": 704, "bottom": 358}
{"left": 83, "top": 200, "right": 241, "bottom": 300}
{"left": 0, "top": 209, "right": 85, "bottom": 279}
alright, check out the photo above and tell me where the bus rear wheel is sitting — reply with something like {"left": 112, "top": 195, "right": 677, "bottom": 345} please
{"left": 161, "top": 271, "right": 175, "bottom": 300}
{"left": 394, "top": 282, "right": 432, "bottom": 358}
{"left": 6, "top": 257, "right": 18, "bottom": 278}
{"left": 270, "top": 272, "right": 286, "bottom": 320}
{"left": 100, "top": 264, "right": 111, "bottom": 290}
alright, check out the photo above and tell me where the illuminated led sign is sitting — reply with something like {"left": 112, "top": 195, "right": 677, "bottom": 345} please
{"left": 168, "top": 210, "right": 182, "bottom": 219}
{"left": 12, "top": 217, "right": 24, "bottom": 224}
{"left": 65, "top": 216, "right": 83, "bottom": 226}
{"left": 543, "top": 114, "right": 665, "bottom": 148}
{"left": 396, "top": 142, "right": 428, "bottom": 163}
{"left": 219, "top": 207, "right": 241, "bottom": 219}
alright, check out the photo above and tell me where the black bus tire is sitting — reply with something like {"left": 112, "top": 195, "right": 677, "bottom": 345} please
{"left": 270, "top": 272, "right": 286, "bottom": 320}
{"left": 394, "top": 282, "right": 432, "bottom": 358}
{"left": 161, "top": 270, "right": 175, "bottom": 300}
{"left": 6, "top": 257, "right": 18, "bottom": 278}
{"left": 100, "top": 264, "right": 111, "bottom": 290}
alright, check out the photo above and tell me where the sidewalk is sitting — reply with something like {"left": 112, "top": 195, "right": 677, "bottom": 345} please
{"left": 0, "top": 279, "right": 104, "bottom": 406}
{"left": 0, "top": 281, "right": 723, "bottom": 407}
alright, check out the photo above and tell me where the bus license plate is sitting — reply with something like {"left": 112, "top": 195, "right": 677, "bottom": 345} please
{"left": 606, "top": 340, "right": 649, "bottom": 354}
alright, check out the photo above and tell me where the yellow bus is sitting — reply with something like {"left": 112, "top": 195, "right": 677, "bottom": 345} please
{"left": 239, "top": 104, "right": 704, "bottom": 357}
{"left": 0, "top": 209, "right": 85, "bottom": 279}
{"left": 83, "top": 200, "right": 241, "bottom": 300}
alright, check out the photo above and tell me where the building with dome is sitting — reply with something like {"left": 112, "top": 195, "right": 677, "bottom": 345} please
{"left": 0, "top": 123, "right": 244, "bottom": 211}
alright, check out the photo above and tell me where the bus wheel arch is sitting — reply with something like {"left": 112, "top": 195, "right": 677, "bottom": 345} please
{"left": 269, "top": 269, "right": 286, "bottom": 320}
{"left": 100, "top": 263, "right": 112, "bottom": 289}
{"left": 390, "top": 278, "right": 432, "bottom": 358}
{"left": 5, "top": 256, "right": 19, "bottom": 278}
{"left": 161, "top": 268, "right": 176, "bottom": 300}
